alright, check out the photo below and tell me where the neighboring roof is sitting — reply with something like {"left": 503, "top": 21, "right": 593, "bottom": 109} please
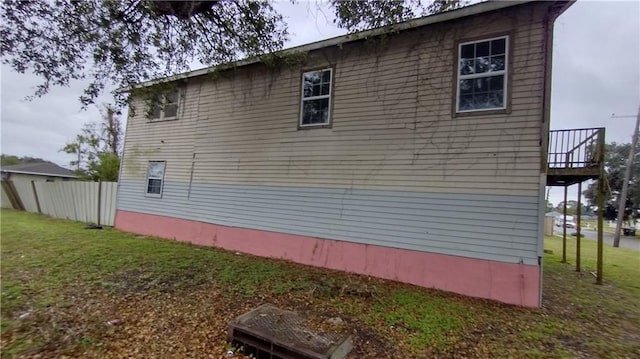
{"left": 1, "top": 162, "right": 78, "bottom": 178}
{"left": 128, "top": 0, "right": 571, "bottom": 91}
{"left": 545, "top": 211, "right": 565, "bottom": 218}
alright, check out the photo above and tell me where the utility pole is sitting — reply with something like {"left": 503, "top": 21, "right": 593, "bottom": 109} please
{"left": 613, "top": 106, "right": 640, "bottom": 247}
{"left": 546, "top": 187, "right": 551, "bottom": 204}
{"left": 103, "top": 104, "right": 120, "bottom": 155}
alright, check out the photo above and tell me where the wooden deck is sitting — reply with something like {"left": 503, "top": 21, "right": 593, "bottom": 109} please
{"left": 546, "top": 166, "right": 601, "bottom": 186}
{"left": 546, "top": 127, "right": 606, "bottom": 285}
{"left": 546, "top": 128, "right": 605, "bottom": 186}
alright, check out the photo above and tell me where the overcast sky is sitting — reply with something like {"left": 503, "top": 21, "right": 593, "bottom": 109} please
{"left": 1, "top": 0, "right": 638, "bottom": 205}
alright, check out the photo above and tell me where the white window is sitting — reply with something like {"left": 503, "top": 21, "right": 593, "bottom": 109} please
{"left": 457, "top": 36, "right": 508, "bottom": 113}
{"left": 300, "top": 68, "right": 332, "bottom": 127}
{"left": 146, "top": 161, "right": 165, "bottom": 196}
{"left": 150, "top": 90, "right": 179, "bottom": 120}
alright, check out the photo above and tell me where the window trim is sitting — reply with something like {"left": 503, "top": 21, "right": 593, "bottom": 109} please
{"left": 145, "top": 160, "right": 166, "bottom": 198}
{"left": 454, "top": 34, "right": 511, "bottom": 115}
{"left": 299, "top": 67, "right": 334, "bottom": 129}
{"left": 148, "top": 89, "right": 181, "bottom": 122}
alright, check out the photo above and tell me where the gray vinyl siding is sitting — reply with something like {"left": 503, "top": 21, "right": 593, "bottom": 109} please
{"left": 118, "top": 179, "right": 540, "bottom": 265}
{"left": 118, "top": 2, "right": 553, "bottom": 265}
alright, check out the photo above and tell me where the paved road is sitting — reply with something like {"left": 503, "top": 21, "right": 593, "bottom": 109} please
{"left": 554, "top": 227, "right": 640, "bottom": 251}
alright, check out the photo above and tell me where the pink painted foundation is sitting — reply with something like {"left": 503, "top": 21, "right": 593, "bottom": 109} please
{"left": 115, "top": 210, "right": 541, "bottom": 307}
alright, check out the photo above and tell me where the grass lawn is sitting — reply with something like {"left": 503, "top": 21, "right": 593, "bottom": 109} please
{"left": 1, "top": 210, "right": 639, "bottom": 358}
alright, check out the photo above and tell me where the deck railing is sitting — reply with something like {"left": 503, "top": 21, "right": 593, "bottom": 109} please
{"left": 548, "top": 128, "right": 605, "bottom": 169}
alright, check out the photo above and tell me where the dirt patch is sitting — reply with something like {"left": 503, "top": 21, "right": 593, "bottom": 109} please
{"left": 1, "top": 289, "right": 113, "bottom": 358}
{"left": 306, "top": 274, "right": 378, "bottom": 298}
{"left": 103, "top": 268, "right": 207, "bottom": 294}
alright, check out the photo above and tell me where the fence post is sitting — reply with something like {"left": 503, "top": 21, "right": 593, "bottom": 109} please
{"left": 30, "top": 180, "right": 42, "bottom": 214}
{"left": 97, "top": 179, "right": 102, "bottom": 226}
{"left": 1, "top": 180, "right": 25, "bottom": 210}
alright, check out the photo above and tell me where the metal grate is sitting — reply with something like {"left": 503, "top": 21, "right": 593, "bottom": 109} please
{"left": 228, "top": 304, "right": 353, "bottom": 359}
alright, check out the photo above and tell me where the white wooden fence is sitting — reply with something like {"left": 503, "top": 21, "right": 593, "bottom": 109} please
{"left": 2, "top": 181, "right": 118, "bottom": 226}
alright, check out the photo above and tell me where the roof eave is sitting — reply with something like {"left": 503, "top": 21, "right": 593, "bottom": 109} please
{"left": 1, "top": 169, "right": 78, "bottom": 178}
{"left": 553, "top": 0, "right": 576, "bottom": 18}
{"left": 121, "top": 0, "right": 537, "bottom": 92}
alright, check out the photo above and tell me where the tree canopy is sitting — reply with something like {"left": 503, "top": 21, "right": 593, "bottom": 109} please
{"left": 0, "top": 154, "right": 51, "bottom": 166}
{"left": 61, "top": 104, "right": 123, "bottom": 181}
{"left": 1, "top": 0, "right": 464, "bottom": 107}
{"left": 552, "top": 200, "right": 593, "bottom": 217}
{"left": 583, "top": 142, "right": 640, "bottom": 220}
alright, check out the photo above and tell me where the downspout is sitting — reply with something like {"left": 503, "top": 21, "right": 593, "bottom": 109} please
{"left": 537, "top": 0, "right": 573, "bottom": 307}
{"left": 534, "top": 3, "right": 554, "bottom": 308}
{"left": 541, "top": 1, "right": 574, "bottom": 171}
{"left": 113, "top": 98, "right": 133, "bottom": 228}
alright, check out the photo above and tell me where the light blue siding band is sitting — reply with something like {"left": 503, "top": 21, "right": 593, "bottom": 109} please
{"left": 117, "top": 179, "right": 540, "bottom": 265}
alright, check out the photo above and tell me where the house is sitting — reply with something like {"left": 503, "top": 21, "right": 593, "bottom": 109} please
{"left": 1, "top": 162, "right": 77, "bottom": 182}
{"left": 545, "top": 210, "right": 563, "bottom": 218}
{"left": 115, "top": 0, "right": 577, "bottom": 307}
{"left": 1, "top": 162, "right": 78, "bottom": 208}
